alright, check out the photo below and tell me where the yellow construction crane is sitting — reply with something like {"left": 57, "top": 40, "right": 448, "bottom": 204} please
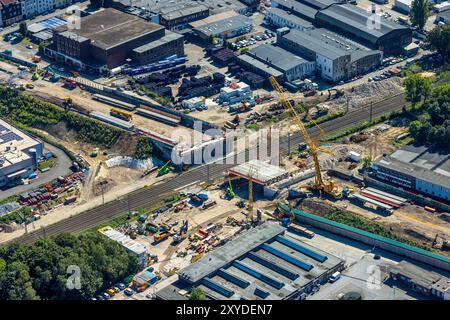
{"left": 269, "top": 76, "right": 341, "bottom": 199}
{"left": 225, "top": 163, "right": 257, "bottom": 221}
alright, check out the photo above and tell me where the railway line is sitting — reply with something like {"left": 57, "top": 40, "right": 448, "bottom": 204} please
{"left": 9, "top": 92, "right": 407, "bottom": 245}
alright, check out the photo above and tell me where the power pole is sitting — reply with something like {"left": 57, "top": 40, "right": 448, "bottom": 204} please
{"left": 346, "top": 95, "right": 350, "bottom": 113}
{"left": 287, "top": 133, "right": 291, "bottom": 155}
{"left": 369, "top": 102, "right": 373, "bottom": 122}
{"left": 127, "top": 195, "right": 131, "bottom": 215}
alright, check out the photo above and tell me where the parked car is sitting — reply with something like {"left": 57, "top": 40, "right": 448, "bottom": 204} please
{"left": 112, "top": 286, "right": 121, "bottom": 293}
{"left": 102, "top": 292, "right": 110, "bottom": 299}
{"left": 106, "top": 288, "right": 116, "bottom": 296}
{"left": 124, "top": 288, "right": 134, "bottom": 296}
{"left": 117, "top": 283, "right": 126, "bottom": 290}
{"left": 96, "top": 295, "right": 105, "bottom": 300}
{"left": 329, "top": 271, "right": 341, "bottom": 283}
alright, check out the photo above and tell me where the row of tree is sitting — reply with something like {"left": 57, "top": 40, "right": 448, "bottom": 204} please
{"left": 0, "top": 233, "right": 138, "bottom": 300}
{"left": 0, "top": 87, "right": 122, "bottom": 148}
{"left": 406, "top": 78, "right": 450, "bottom": 149}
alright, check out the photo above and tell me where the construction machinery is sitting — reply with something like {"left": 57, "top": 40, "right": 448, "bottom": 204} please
{"left": 269, "top": 76, "right": 342, "bottom": 199}
{"left": 225, "top": 179, "right": 235, "bottom": 199}
{"left": 31, "top": 66, "right": 39, "bottom": 81}
{"left": 110, "top": 108, "right": 133, "bottom": 121}
{"left": 158, "top": 160, "right": 171, "bottom": 176}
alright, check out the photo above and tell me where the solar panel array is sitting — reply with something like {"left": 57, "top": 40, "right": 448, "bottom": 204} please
{"left": 0, "top": 124, "right": 24, "bottom": 145}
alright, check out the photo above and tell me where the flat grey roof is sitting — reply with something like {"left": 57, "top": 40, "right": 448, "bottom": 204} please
{"left": 55, "top": 8, "right": 163, "bottom": 50}
{"left": 274, "top": 0, "right": 318, "bottom": 21}
{"left": 133, "top": 31, "right": 183, "bottom": 54}
{"left": 281, "top": 29, "right": 349, "bottom": 60}
{"left": 178, "top": 229, "right": 343, "bottom": 300}
{"left": 374, "top": 156, "right": 450, "bottom": 189}
{"left": 237, "top": 54, "right": 284, "bottom": 78}
{"left": 178, "top": 222, "right": 286, "bottom": 284}
{"left": 390, "top": 260, "right": 443, "bottom": 289}
{"left": 267, "top": 7, "right": 314, "bottom": 29}
{"left": 391, "top": 145, "right": 450, "bottom": 177}
{"left": 316, "top": 3, "right": 409, "bottom": 44}
{"left": 160, "top": 3, "right": 209, "bottom": 20}
{"left": 194, "top": 14, "right": 252, "bottom": 37}
{"left": 227, "top": 159, "right": 289, "bottom": 185}
{"left": 249, "top": 44, "right": 312, "bottom": 72}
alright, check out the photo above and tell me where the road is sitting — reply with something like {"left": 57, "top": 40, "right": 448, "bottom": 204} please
{"left": 8, "top": 92, "right": 407, "bottom": 245}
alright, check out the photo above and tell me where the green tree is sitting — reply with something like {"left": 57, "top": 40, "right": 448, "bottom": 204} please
{"left": 361, "top": 156, "right": 372, "bottom": 169}
{"left": 410, "top": 0, "right": 429, "bottom": 30}
{"left": 426, "top": 24, "right": 450, "bottom": 68}
{"left": 189, "top": 288, "right": 207, "bottom": 300}
{"left": 19, "top": 22, "right": 27, "bottom": 37}
{"left": 0, "top": 261, "right": 38, "bottom": 300}
{"left": 403, "top": 74, "right": 432, "bottom": 105}
{"left": 134, "top": 137, "right": 153, "bottom": 160}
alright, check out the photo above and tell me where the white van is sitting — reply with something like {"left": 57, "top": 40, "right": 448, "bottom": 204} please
{"left": 329, "top": 271, "right": 341, "bottom": 283}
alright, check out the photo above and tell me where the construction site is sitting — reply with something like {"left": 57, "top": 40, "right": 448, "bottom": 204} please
{"left": 0, "top": 3, "right": 449, "bottom": 302}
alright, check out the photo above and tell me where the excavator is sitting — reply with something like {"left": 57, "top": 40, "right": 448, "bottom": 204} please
{"left": 269, "top": 76, "right": 342, "bottom": 199}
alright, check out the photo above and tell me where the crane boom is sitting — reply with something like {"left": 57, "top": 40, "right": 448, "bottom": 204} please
{"left": 269, "top": 76, "right": 323, "bottom": 187}
{"left": 269, "top": 76, "right": 341, "bottom": 198}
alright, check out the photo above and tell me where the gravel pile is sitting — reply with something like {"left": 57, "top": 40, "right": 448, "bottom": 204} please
{"left": 327, "top": 77, "right": 404, "bottom": 111}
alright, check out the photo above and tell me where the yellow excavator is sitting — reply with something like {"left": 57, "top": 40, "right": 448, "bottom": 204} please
{"left": 269, "top": 76, "right": 342, "bottom": 199}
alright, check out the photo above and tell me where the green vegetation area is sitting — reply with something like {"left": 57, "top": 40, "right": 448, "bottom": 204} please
{"left": 0, "top": 87, "right": 122, "bottom": 148}
{"left": 37, "top": 159, "right": 54, "bottom": 171}
{"left": 0, "top": 206, "right": 31, "bottom": 225}
{"left": 134, "top": 137, "right": 153, "bottom": 160}
{"left": 0, "top": 233, "right": 138, "bottom": 300}
{"left": 189, "top": 287, "right": 207, "bottom": 300}
{"left": 138, "top": 85, "right": 172, "bottom": 107}
{"left": 305, "top": 111, "right": 345, "bottom": 128}
{"left": 245, "top": 123, "right": 260, "bottom": 131}
{"left": 324, "top": 210, "right": 432, "bottom": 251}
{"left": 404, "top": 76, "right": 450, "bottom": 149}
{"left": 0, "top": 195, "right": 19, "bottom": 206}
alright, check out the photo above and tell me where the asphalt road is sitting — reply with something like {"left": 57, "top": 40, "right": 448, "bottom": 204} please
{"left": 9, "top": 92, "right": 407, "bottom": 245}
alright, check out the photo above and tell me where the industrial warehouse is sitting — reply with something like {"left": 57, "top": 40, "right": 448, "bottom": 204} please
{"left": 45, "top": 8, "right": 184, "bottom": 71}
{"left": 371, "top": 145, "right": 450, "bottom": 202}
{"left": 0, "top": 119, "right": 43, "bottom": 187}
{"left": 156, "top": 223, "right": 344, "bottom": 300}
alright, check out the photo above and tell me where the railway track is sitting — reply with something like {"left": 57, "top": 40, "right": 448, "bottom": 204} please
{"left": 9, "top": 92, "right": 407, "bottom": 245}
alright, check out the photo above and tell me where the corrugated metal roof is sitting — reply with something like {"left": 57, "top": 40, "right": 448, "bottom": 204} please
{"left": 249, "top": 44, "right": 312, "bottom": 72}
{"left": 316, "top": 4, "right": 409, "bottom": 44}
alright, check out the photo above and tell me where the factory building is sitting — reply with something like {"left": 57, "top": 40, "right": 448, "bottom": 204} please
{"left": 389, "top": 261, "right": 450, "bottom": 300}
{"left": 46, "top": 8, "right": 183, "bottom": 72}
{"left": 371, "top": 145, "right": 450, "bottom": 202}
{"left": 244, "top": 44, "right": 316, "bottom": 82}
{"left": 393, "top": 0, "right": 412, "bottom": 14}
{"left": 265, "top": 7, "right": 314, "bottom": 31}
{"left": 271, "top": 0, "right": 320, "bottom": 22}
{"left": 158, "top": 3, "right": 210, "bottom": 30}
{"left": 132, "top": 31, "right": 184, "bottom": 65}
{"left": 277, "top": 28, "right": 381, "bottom": 82}
{"left": 156, "top": 222, "right": 344, "bottom": 300}
{"left": 0, "top": 0, "right": 22, "bottom": 27}
{"left": 0, "top": 119, "right": 43, "bottom": 187}
{"left": 192, "top": 13, "right": 253, "bottom": 41}
{"left": 315, "top": 3, "right": 412, "bottom": 55}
